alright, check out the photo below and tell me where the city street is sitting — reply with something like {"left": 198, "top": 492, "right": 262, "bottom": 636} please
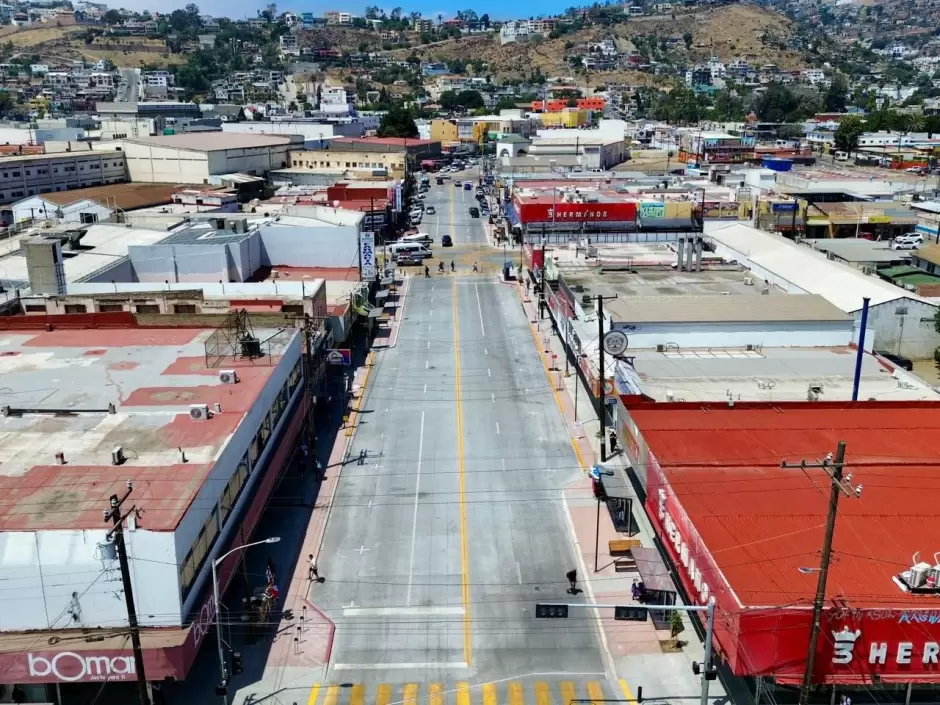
{"left": 307, "top": 179, "right": 614, "bottom": 702}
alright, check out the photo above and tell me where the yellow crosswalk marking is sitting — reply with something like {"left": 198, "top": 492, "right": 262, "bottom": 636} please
{"left": 430, "top": 683, "right": 445, "bottom": 705}
{"left": 377, "top": 683, "right": 393, "bottom": 705}
{"left": 457, "top": 681, "right": 471, "bottom": 705}
{"left": 404, "top": 683, "right": 419, "bottom": 705}
{"left": 350, "top": 684, "right": 365, "bottom": 705}
{"left": 483, "top": 682, "right": 499, "bottom": 705}
{"left": 560, "top": 682, "right": 577, "bottom": 705}
{"left": 323, "top": 685, "right": 339, "bottom": 705}
{"left": 535, "top": 682, "right": 552, "bottom": 705}
{"left": 619, "top": 679, "right": 635, "bottom": 701}
{"left": 509, "top": 681, "right": 525, "bottom": 705}
{"left": 587, "top": 682, "right": 605, "bottom": 703}
{"left": 307, "top": 684, "right": 320, "bottom": 705}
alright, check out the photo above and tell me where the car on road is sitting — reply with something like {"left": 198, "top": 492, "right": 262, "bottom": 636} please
{"left": 442, "top": 234, "right": 453, "bottom": 247}
{"left": 469, "top": 206, "right": 480, "bottom": 218}
{"left": 906, "top": 166, "right": 927, "bottom": 174}
{"left": 426, "top": 206, "right": 436, "bottom": 215}
{"left": 876, "top": 350, "right": 914, "bottom": 371}
{"left": 397, "top": 254, "right": 424, "bottom": 266}
{"left": 891, "top": 234, "right": 924, "bottom": 250}
{"left": 436, "top": 177, "right": 444, "bottom": 185}
{"left": 481, "top": 207, "right": 491, "bottom": 216}
{"left": 454, "top": 180, "right": 462, "bottom": 188}
{"left": 464, "top": 182, "right": 473, "bottom": 190}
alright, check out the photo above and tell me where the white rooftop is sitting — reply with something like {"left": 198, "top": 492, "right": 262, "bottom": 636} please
{"left": 706, "top": 222, "right": 934, "bottom": 313}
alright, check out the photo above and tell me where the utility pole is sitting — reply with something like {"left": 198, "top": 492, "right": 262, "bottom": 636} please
{"left": 539, "top": 239, "right": 546, "bottom": 320}
{"left": 782, "top": 442, "right": 862, "bottom": 705}
{"left": 597, "top": 293, "right": 606, "bottom": 462}
{"left": 104, "top": 482, "right": 150, "bottom": 705}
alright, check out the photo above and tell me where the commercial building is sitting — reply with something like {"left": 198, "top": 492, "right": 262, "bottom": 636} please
{"left": 221, "top": 119, "right": 365, "bottom": 144}
{"left": 526, "top": 136, "right": 628, "bottom": 169}
{"left": 0, "top": 150, "right": 127, "bottom": 214}
{"left": 120, "top": 133, "right": 301, "bottom": 184}
{"left": 0, "top": 313, "right": 309, "bottom": 694}
{"left": 95, "top": 101, "right": 203, "bottom": 121}
{"left": 615, "top": 400, "right": 940, "bottom": 701}
{"left": 326, "top": 137, "right": 441, "bottom": 161}
{"left": 531, "top": 97, "right": 606, "bottom": 113}
{"left": 289, "top": 148, "right": 409, "bottom": 179}
{"left": 678, "top": 131, "right": 753, "bottom": 165}
{"left": 10, "top": 182, "right": 202, "bottom": 224}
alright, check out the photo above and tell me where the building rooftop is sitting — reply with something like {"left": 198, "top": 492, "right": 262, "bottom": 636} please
{"left": 25, "top": 182, "right": 212, "bottom": 212}
{"left": 329, "top": 137, "right": 436, "bottom": 148}
{"left": 628, "top": 401, "right": 940, "bottom": 608}
{"left": 706, "top": 222, "right": 933, "bottom": 312}
{"left": 913, "top": 243, "right": 940, "bottom": 266}
{"left": 561, "top": 265, "right": 776, "bottom": 300}
{"left": 801, "top": 238, "right": 911, "bottom": 265}
{"left": 125, "top": 133, "right": 295, "bottom": 152}
{"left": 0, "top": 150, "right": 122, "bottom": 165}
{"left": 604, "top": 294, "right": 849, "bottom": 324}
{"left": 0, "top": 322, "right": 297, "bottom": 532}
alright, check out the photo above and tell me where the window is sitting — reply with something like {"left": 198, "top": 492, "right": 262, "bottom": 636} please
{"left": 258, "top": 414, "right": 272, "bottom": 453}
{"left": 179, "top": 507, "right": 221, "bottom": 597}
{"left": 173, "top": 303, "right": 197, "bottom": 314}
{"left": 11, "top": 191, "right": 24, "bottom": 198}
{"left": 79, "top": 212, "right": 98, "bottom": 225}
{"left": 280, "top": 304, "right": 303, "bottom": 315}
{"left": 135, "top": 303, "right": 159, "bottom": 313}
{"left": 98, "top": 303, "right": 123, "bottom": 312}
{"left": 219, "top": 456, "right": 248, "bottom": 524}
{"left": 11, "top": 171, "right": 19, "bottom": 177}
{"left": 249, "top": 433, "right": 260, "bottom": 467}
{"left": 287, "top": 358, "right": 302, "bottom": 393}
{"left": 24, "top": 170, "right": 30, "bottom": 176}
{"left": 24, "top": 304, "right": 45, "bottom": 313}
{"left": 64, "top": 304, "right": 87, "bottom": 314}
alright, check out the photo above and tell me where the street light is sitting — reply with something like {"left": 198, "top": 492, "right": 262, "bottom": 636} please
{"left": 212, "top": 536, "right": 281, "bottom": 704}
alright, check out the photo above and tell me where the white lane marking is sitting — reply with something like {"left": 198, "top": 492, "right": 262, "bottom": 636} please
{"left": 423, "top": 383, "right": 427, "bottom": 394}
{"left": 426, "top": 360, "right": 429, "bottom": 369}
{"left": 487, "top": 368, "right": 491, "bottom": 377}
{"left": 475, "top": 279, "right": 486, "bottom": 336}
{"left": 342, "top": 606, "right": 464, "bottom": 617}
{"left": 356, "top": 545, "right": 370, "bottom": 555}
{"left": 485, "top": 347, "right": 488, "bottom": 355}
{"left": 333, "top": 662, "right": 469, "bottom": 671}
{"left": 516, "top": 560, "right": 523, "bottom": 585}
{"left": 427, "top": 340, "right": 430, "bottom": 349}
{"left": 406, "top": 410, "right": 425, "bottom": 606}
{"left": 428, "top": 323, "right": 432, "bottom": 332}
{"left": 496, "top": 421, "right": 500, "bottom": 435}
{"left": 491, "top": 392, "right": 495, "bottom": 402}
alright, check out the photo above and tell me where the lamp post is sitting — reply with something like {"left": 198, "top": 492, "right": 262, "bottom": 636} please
{"left": 212, "top": 536, "right": 281, "bottom": 705}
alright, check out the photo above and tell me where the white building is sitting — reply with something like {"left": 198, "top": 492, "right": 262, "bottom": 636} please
{"left": 319, "top": 84, "right": 353, "bottom": 115}
{"left": 119, "top": 133, "right": 301, "bottom": 183}
{"left": 499, "top": 20, "right": 531, "bottom": 45}
{"left": 0, "top": 151, "right": 127, "bottom": 212}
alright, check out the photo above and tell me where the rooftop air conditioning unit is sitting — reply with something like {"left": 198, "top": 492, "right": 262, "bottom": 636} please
{"left": 219, "top": 369, "right": 238, "bottom": 384}
{"left": 744, "top": 277, "right": 754, "bottom": 286}
{"left": 746, "top": 344, "right": 756, "bottom": 351}
{"left": 656, "top": 344, "right": 666, "bottom": 352}
{"left": 190, "top": 404, "right": 210, "bottom": 421}
{"left": 111, "top": 446, "right": 125, "bottom": 466}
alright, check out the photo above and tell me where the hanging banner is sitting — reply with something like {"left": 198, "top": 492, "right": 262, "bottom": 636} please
{"left": 359, "top": 231, "right": 376, "bottom": 279}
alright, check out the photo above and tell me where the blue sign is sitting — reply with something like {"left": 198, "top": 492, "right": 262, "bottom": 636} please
{"left": 772, "top": 202, "right": 797, "bottom": 213}
{"left": 326, "top": 349, "right": 352, "bottom": 366}
{"left": 590, "top": 466, "right": 601, "bottom": 480}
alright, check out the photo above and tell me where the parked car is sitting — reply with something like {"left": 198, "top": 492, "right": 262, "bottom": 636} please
{"left": 481, "top": 207, "right": 491, "bottom": 216}
{"left": 436, "top": 177, "right": 444, "bottom": 185}
{"left": 442, "top": 234, "right": 453, "bottom": 247}
{"left": 891, "top": 235, "right": 924, "bottom": 250}
{"left": 876, "top": 350, "right": 914, "bottom": 371}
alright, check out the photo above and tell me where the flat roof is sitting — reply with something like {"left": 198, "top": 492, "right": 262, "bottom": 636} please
{"left": 0, "top": 323, "right": 297, "bottom": 532}
{"left": 913, "top": 243, "right": 940, "bottom": 266}
{"left": 0, "top": 150, "right": 123, "bottom": 164}
{"left": 801, "top": 238, "right": 910, "bottom": 264}
{"left": 605, "top": 294, "right": 849, "bottom": 324}
{"left": 562, "top": 265, "right": 773, "bottom": 300}
{"left": 25, "top": 182, "right": 212, "bottom": 211}
{"left": 126, "top": 133, "right": 294, "bottom": 152}
{"left": 629, "top": 401, "right": 940, "bottom": 608}
{"left": 707, "top": 222, "right": 934, "bottom": 312}
{"left": 330, "top": 137, "right": 436, "bottom": 147}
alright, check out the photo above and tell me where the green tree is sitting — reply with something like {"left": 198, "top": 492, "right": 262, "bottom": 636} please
{"left": 824, "top": 75, "right": 848, "bottom": 113}
{"left": 0, "top": 91, "right": 14, "bottom": 118}
{"left": 834, "top": 115, "right": 864, "bottom": 155}
{"left": 682, "top": 31, "right": 692, "bottom": 49}
{"left": 377, "top": 105, "right": 418, "bottom": 138}
{"left": 102, "top": 8, "right": 122, "bottom": 24}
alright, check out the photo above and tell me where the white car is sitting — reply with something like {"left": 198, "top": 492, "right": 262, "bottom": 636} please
{"left": 891, "top": 236, "right": 924, "bottom": 250}
{"left": 426, "top": 206, "right": 436, "bottom": 215}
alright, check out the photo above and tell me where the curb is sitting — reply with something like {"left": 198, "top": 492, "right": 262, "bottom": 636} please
{"left": 387, "top": 275, "right": 411, "bottom": 349}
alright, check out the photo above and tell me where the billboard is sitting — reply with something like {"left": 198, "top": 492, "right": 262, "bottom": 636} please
{"left": 359, "top": 231, "right": 377, "bottom": 279}
{"left": 515, "top": 200, "right": 638, "bottom": 224}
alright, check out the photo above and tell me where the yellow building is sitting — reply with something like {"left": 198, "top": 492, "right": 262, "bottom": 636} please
{"left": 536, "top": 109, "right": 589, "bottom": 129}
{"left": 430, "top": 119, "right": 458, "bottom": 144}
{"left": 289, "top": 150, "right": 407, "bottom": 179}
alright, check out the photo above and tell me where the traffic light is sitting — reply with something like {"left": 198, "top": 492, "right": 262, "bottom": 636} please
{"left": 614, "top": 606, "right": 648, "bottom": 622}
{"left": 692, "top": 661, "right": 718, "bottom": 680}
{"left": 535, "top": 604, "right": 569, "bottom": 619}
{"left": 231, "top": 651, "right": 244, "bottom": 676}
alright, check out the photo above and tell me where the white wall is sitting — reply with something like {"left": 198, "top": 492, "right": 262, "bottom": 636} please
{"left": 863, "top": 299, "right": 940, "bottom": 359}
{"left": 0, "top": 528, "right": 180, "bottom": 631}
{"left": 258, "top": 224, "right": 359, "bottom": 267}
{"left": 611, "top": 320, "right": 854, "bottom": 350}
{"left": 128, "top": 243, "right": 229, "bottom": 282}
{"left": 178, "top": 333, "right": 302, "bottom": 618}
{"left": 207, "top": 145, "right": 293, "bottom": 177}
{"left": 122, "top": 142, "right": 210, "bottom": 183}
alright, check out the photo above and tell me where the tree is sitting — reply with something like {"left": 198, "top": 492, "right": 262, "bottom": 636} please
{"left": 824, "top": 74, "right": 847, "bottom": 113}
{"left": 0, "top": 91, "right": 14, "bottom": 118}
{"left": 377, "top": 105, "right": 418, "bottom": 138}
{"left": 669, "top": 610, "right": 684, "bottom": 648}
{"left": 480, "top": 13, "right": 490, "bottom": 27}
{"left": 834, "top": 115, "right": 864, "bottom": 155}
{"left": 682, "top": 31, "right": 692, "bottom": 49}
{"left": 364, "top": 5, "right": 380, "bottom": 19}
{"left": 102, "top": 9, "right": 122, "bottom": 24}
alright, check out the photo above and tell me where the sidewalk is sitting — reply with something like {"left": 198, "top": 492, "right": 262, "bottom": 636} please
{"left": 232, "top": 275, "right": 411, "bottom": 705}
{"left": 515, "top": 282, "right": 728, "bottom": 705}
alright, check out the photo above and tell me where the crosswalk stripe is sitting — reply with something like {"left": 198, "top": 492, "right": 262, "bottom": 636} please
{"left": 377, "top": 683, "right": 393, "bottom": 705}
{"left": 430, "top": 682, "right": 445, "bottom": 705}
{"left": 560, "top": 681, "right": 577, "bottom": 705}
{"left": 323, "top": 685, "right": 339, "bottom": 705}
{"left": 350, "top": 684, "right": 365, "bottom": 705}
{"left": 404, "top": 683, "right": 419, "bottom": 705}
{"left": 509, "top": 681, "right": 525, "bottom": 705}
{"left": 307, "top": 684, "right": 320, "bottom": 705}
{"left": 483, "top": 682, "right": 499, "bottom": 705}
{"left": 457, "top": 681, "right": 471, "bottom": 705}
{"left": 535, "top": 682, "right": 552, "bottom": 705}
{"left": 587, "top": 682, "right": 605, "bottom": 703}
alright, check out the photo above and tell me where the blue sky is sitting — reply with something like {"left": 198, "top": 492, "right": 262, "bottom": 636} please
{"left": 131, "top": 0, "right": 533, "bottom": 21}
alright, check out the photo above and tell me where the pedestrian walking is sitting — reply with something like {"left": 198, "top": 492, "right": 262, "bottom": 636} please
{"left": 566, "top": 569, "right": 580, "bottom": 595}
{"left": 424, "top": 265, "right": 430, "bottom": 278}
{"left": 451, "top": 260, "right": 455, "bottom": 272}
{"left": 308, "top": 554, "right": 320, "bottom": 581}
{"left": 472, "top": 261, "right": 479, "bottom": 273}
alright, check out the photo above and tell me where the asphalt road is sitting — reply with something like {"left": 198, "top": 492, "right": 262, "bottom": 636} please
{"left": 117, "top": 68, "right": 138, "bottom": 102}
{"left": 311, "top": 180, "right": 609, "bottom": 699}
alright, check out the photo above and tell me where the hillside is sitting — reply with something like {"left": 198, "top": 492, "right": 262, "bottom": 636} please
{"left": 0, "top": 25, "right": 184, "bottom": 67}
{"left": 387, "top": 3, "right": 800, "bottom": 82}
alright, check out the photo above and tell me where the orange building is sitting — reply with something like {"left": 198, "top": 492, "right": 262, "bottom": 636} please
{"left": 532, "top": 97, "right": 606, "bottom": 112}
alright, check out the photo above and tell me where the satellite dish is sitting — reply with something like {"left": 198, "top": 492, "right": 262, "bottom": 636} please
{"left": 603, "top": 330, "right": 629, "bottom": 356}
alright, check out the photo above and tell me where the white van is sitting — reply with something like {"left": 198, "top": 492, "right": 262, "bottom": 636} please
{"left": 390, "top": 242, "right": 432, "bottom": 259}
{"left": 401, "top": 232, "right": 433, "bottom": 244}
{"left": 834, "top": 151, "right": 849, "bottom": 161}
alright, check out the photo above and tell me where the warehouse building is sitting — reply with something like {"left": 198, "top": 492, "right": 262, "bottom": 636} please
{"left": 120, "top": 133, "right": 302, "bottom": 184}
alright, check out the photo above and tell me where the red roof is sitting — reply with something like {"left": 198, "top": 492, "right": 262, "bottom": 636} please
{"left": 333, "top": 137, "right": 435, "bottom": 147}
{"left": 629, "top": 401, "right": 940, "bottom": 609}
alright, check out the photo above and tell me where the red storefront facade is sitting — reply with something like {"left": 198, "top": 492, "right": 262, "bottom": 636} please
{"left": 512, "top": 197, "right": 638, "bottom": 225}
{"left": 624, "top": 401, "right": 940, "bottom": 687}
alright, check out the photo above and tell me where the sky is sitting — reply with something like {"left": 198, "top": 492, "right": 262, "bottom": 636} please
{"left": 122, "top": 0, "right": 542, "bottom": 22}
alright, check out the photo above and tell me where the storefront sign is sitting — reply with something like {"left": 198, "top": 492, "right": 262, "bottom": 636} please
{"left": 515, "top": 200, "right": 637, "bottom": 224}
{"left": 359, "top": 231, "right": 376, "bottom": 279}
{"left": 27, "top": 652, "right": 136, "bottom": 683}
{"left": 772, "top": 202, "right": 797, "bottom": 213}
{"left": 639, "top": 201, "right": 666, "bottom": 220}
{"left": 830, "top": 627, "right": 940, "bottom": 666}
{"left": 658, "top": 489, "right": 710, "bottom": 604}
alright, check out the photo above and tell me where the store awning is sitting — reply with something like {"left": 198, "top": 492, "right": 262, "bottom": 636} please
{"left": 631, "top": 547, "right": 676, "bottom": 594}
{"left": 375, "top": 289, "right": 390, "bottom": 300}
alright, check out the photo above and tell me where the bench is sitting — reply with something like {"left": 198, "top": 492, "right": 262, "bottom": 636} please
{"left": 609, "top": 539, "right": 642, "bottom": 556}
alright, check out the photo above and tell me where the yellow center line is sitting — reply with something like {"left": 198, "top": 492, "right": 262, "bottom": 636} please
{"left": 483, "top": 683, "right": 498, "bottom": 705}
{"left": 307, "top": 684, "right": 320, "bottom": 705}
{"left": 453, "top": 275, "right": 473, "bottom": 666}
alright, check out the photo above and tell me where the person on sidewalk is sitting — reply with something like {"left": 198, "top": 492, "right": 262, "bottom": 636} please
{"left": 566, "top": 569, "right": 581, "bottom": 595}
{"left": 424, "top": 265, "right": 430, "bottom": 278}
{"left": 451, "top": 261, "right": 455, "bottom": 272}
{"left": 308, "top": 554, "right": 321, "bottom": 582}
{"left": 473, "top": 262, "right": 479, "bottom": 273}
{"left": 438, "top": 261, "right": 445, "bottom": 274}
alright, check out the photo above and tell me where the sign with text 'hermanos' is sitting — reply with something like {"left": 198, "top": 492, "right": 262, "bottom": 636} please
{"left": 359, "top": 231, "right": 377, "bottom": 280}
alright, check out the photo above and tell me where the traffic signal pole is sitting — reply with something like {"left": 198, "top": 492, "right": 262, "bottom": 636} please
{"left": 536, "top": 599, "right": 718, "bottom": 705}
